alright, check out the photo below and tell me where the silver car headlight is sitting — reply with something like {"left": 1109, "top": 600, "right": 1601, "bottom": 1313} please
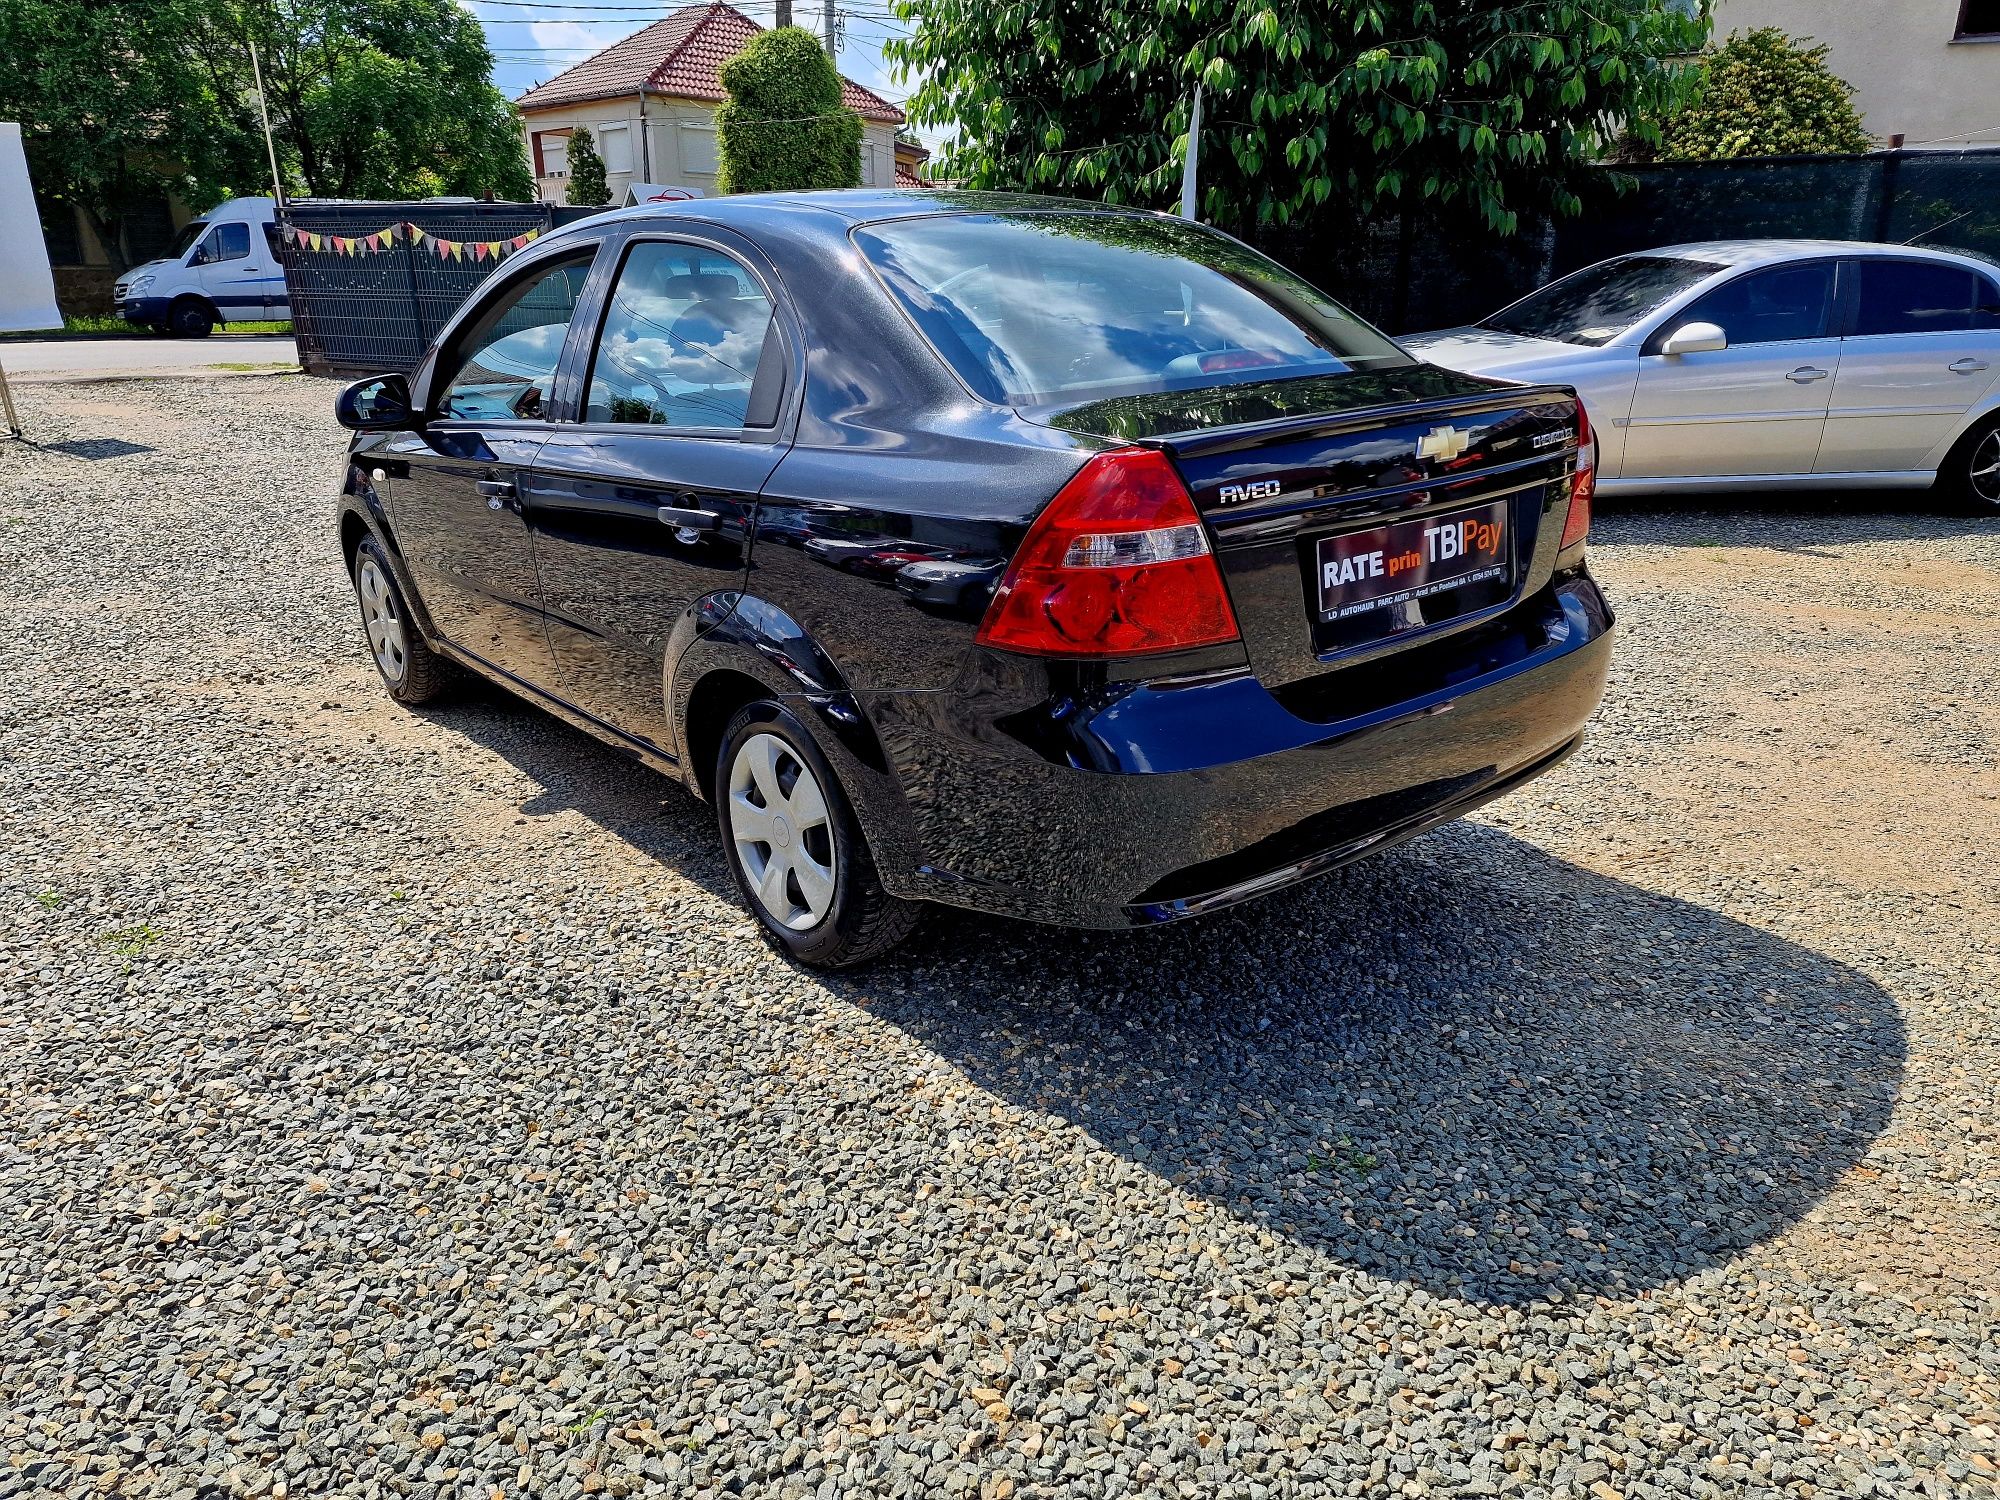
{"left": 123, "top": 273, "right": 154, "bottom": 296}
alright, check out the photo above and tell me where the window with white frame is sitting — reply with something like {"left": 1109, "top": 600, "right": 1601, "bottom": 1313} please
{"left": 539, "top": 131, "right": 569, "bottom": 176}
{"left": 599, "top": 124, "right": 633, "bottom": 174}
{"left": 680, "top": 124, "right": 719, "bottom": 175}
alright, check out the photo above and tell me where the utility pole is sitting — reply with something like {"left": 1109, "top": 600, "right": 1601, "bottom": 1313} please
{"left": 775, "top": 0, "right": 791, "bottom": 26}
{"left": 823, "top": 0, "right": 836, "bottom": 56}
{"left": 248, "top": 32, "right": 286, "bottom": 209}
{"left": 1178, "top": 82, "right": 1203, "bottom": 220}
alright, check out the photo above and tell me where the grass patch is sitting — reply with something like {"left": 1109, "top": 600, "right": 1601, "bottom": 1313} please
{"left": 32, "top": 889, "right": 62, "bottom": 910}
{"left": 1306, "top": 1135, "right": 1380, "bottom": 1178}
{"left": 100, "top": 923, "right": 161, "bottom": 957}
{"left": 0, "top": 316, "right": 292, "bottom": 338}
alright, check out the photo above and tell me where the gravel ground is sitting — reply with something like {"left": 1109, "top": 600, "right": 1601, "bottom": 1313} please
{"left": 2, "top": 376, "right": 1996, "bottom": 1500}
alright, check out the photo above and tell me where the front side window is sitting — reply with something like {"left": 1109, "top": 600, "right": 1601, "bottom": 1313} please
{"left": 438, "top": 255, "right": 593, "bottom": 422}
{"left": 199, "top": 222, "right": 251, "bottom": 264}
{"left": 856, "top": 212, "right": 1409, "bottom": 407}
{"left": 1853, "top": 260, "right": 1994, "bottom": 335}
{"left": 1483, "top": 255, "right": 1720, "bottom": 346}
{"left": 584, "top": 241, "right": 776, "bottom": 428}
{"left": 1676, "top": 262, "right": 1835, "bottom": 346}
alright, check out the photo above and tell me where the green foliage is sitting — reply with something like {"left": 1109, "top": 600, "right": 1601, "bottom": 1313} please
{"left": 0, "top": 0, "right": 530, "bottom": 271}
{"left": 716, "top": 25, "right": 862, "bottom": 193}
{"left": 888, "top": 0, "right": 1711, "bottom": 237}
{"left": 1658, "top": 27, "right": 1872, "bottom": 160}
{"left": 0, "top": 0, "right": 266, "bottom": 269}
{"left": 246, "top": 0, "right": 532, "bottom": 201}
{"left": 565, "top": 126, "right": 610, "bottom": 207}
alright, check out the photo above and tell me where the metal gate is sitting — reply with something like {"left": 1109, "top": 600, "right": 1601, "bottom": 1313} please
{"left": 279, "top": 200, "right": 601, "bottom": 377}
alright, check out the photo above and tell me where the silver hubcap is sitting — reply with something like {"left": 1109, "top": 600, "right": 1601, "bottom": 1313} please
{"left": 728, "top": 732, "right": 836, "bottom": 931}
{"left": 1970, "top": 431, "right": 2000, "bottom": 506}
{"left": 356, "top": 555, "right": 407, "bottom": 681}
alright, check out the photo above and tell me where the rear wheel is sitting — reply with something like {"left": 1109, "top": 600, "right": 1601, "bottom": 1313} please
{"left": 352, "top": 536, "right": 448, "bottom": 705}
{"left": 1941, "top": 417, "right": 2000, "bottom": 514}
{"left": 167, "top": 298, "right": 215, "bottom": 339}
{"left": 715, "top": 701, "right": 919, "bottom": 968}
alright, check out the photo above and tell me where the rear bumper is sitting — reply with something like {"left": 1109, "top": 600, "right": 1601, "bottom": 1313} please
{"left": 861, "top": 571, "right": 1614, "bottom": 928}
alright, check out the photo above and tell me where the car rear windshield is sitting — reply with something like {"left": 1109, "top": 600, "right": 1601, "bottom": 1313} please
{"left": 855, "top": 212, "right": 1411, "bottom": 407}
{"left": 1481, "top": 255, "right": 1719, "bottom": 346}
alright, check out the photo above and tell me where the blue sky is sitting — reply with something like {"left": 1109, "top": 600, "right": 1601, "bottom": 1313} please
{"left": 461, "top": 0, "right": 939, "bottom": 146}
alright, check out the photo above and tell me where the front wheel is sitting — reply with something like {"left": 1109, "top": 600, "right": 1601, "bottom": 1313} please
{"left": 167, "top": 298, "right": 215, "bottom": 338}
{"left": 1941, "top": 418, "right": 2000, "bottom": 514}
{"left": 715, "top": 702, "right": 919, "bottom": 968}
{"left": 352, "top": 536, "right": 449, "bottom": 705}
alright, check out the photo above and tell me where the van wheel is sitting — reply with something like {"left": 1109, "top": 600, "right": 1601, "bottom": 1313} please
{"left": 1941, "top": 416, "right": 2000, "bottom": 514}
{"left": 167, "top": 298, "right": 215, "bottom": 339}
{"left": 715, "top": 701, "right": 920, "bottom": 968}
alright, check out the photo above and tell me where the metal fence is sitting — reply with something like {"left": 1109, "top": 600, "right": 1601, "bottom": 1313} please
{"left": 279, "top": 201, "right": 602, "bottom": 377}
{"left": 1263, "top": 147, "right": 2000, "bottom": 335}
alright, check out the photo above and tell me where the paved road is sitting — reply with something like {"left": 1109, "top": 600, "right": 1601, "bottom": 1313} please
{"left": 0, "top": 335, "right": 297, "bottom": 382}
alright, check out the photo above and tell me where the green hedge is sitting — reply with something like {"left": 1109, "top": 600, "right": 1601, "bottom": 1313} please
{"left": 716, "top": 27, "right": 862, "bottom": 193}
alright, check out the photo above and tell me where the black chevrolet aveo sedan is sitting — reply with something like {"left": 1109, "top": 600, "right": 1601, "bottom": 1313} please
{"left": 334, "top": 190, "right": 1613, "bottom": 967}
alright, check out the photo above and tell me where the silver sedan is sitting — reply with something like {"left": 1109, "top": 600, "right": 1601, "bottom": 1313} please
{"left": 1404, "top": 240, "right": 2000, "bottom": 511}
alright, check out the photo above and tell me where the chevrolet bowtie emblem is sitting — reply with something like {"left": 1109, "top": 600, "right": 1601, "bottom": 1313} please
{"left": 1417, "top": 425, "right": 1472, "bottom": 462}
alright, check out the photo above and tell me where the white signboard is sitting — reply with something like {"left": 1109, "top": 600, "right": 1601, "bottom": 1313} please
{"left": 0, "top": 122, "right": 61, "bottom": 333}
{"left": 621, "top": 182, "right": 707, "bottom": 207}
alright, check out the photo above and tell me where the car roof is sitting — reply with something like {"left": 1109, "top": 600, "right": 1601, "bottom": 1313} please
{"left": 564, "top": 188, "right": 1169, "bottom": 240}
{"left": 1619, "top": 238, "right": 1996, "bottom": 271}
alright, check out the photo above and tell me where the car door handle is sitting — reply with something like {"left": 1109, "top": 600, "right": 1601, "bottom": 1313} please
{"left": 1950, "top": 357, "right": 1991, "bottom": 374}
{"left": 658, "top": 504, "right": 718, "bottom": 531}
{"left": 1786, "top": 366, "right": 1829, "bottom": 383}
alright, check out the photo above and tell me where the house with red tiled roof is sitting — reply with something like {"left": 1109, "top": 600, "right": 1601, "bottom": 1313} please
{"left": 514, "top": 2, "right": 907, "bottom": 204}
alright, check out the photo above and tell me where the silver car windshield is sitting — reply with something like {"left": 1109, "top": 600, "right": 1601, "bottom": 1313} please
{"left": 1482, "top": 255, "right": 1719, "bottom": 347}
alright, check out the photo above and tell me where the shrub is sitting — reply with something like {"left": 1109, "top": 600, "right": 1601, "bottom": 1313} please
{"left": 1661, "top": 28, "right": 1872, "bottom": 160}
{"left": 716, "top": 26, "right": 861, "bottom": 193}
{"left": 566, "top": 126, "right": 611, "bottom": 206}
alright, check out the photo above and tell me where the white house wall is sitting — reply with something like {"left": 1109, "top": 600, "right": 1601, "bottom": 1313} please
{"left": 523, "top": 97, "right": 900, "bottom": 203}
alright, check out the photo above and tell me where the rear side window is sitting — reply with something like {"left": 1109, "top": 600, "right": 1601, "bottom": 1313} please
{"left": 1853, "top": 260, "right": 1995, "bottom": 335}
{"left": 1677, "top": 262, "right": 1835, "bottom": 346}
{"left": 856, "top": 212, "right": 1408, "bottom": 407}
{"left": 438, "top": 255, "right": 594, "bottom": 422}
{"left": 584, "top": 241, "right": 776, "bottom": 428}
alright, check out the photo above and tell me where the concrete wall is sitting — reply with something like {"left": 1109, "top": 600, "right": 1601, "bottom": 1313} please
{"left": 1712, "top": 0, "right": 2000, "bottom": 148}
{"left": 521, "top": 95, "right": 900, "bottom": 205}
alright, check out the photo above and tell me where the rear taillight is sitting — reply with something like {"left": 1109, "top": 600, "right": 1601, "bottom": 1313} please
{"left": 1560, "top": 403, "right": 1595, "bottom": 551}
{"left": 975, "top": 447, "right": 1242, "bottom": 657}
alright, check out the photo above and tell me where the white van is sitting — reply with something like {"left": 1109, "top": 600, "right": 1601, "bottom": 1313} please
{"left": 112, "top": 197, "right": 288, "bottom": 337}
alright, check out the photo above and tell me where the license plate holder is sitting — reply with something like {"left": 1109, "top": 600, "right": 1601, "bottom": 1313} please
{"left": 1313, "top": 499, "right": 1513, "bottom": 624}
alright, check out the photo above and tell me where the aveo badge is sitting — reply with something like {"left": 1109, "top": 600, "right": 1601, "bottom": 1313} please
{"left": 1216, "top": 478, "right": 1283, "bottom": 506}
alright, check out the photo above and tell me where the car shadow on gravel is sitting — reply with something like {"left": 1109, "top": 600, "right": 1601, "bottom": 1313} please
{"left": 845, "top": 824, "right": 1904, "bottom": 1308}
{"left": 438, "top": 692, "right": 1903, "bottom": 1309}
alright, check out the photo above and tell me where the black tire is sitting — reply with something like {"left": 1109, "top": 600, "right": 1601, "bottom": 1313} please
{"left": 167, "top": 298, "right": 215, "bottom": 339}
{"left": 351, "top": 536, "right": 449, "bottom": 706}
{"left": 1938, "top": 415, "right": 2000, "bottom": 514}
{"left": 713, "top": 700, "right": 920, "bottom": 968}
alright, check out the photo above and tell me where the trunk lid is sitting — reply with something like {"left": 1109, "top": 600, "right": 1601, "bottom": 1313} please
{"left": 1036, "top": 366, "right": 1584, "bottom": 692}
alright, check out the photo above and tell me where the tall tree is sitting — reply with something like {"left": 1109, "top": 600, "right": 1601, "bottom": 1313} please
{"left": 716, "top": 25, "right": 862, "bottom": 193}
{"left": 0, "top": 0, "right": 264, "bottom": 271}
{"left": 241, "top": 0, "right": 531, "bottom": 201}
{"left": 888, "top": 0, "right": 1710, "bottom": 236}
{"left": 565, "top": 126, "right": 610, "bottom": 206}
